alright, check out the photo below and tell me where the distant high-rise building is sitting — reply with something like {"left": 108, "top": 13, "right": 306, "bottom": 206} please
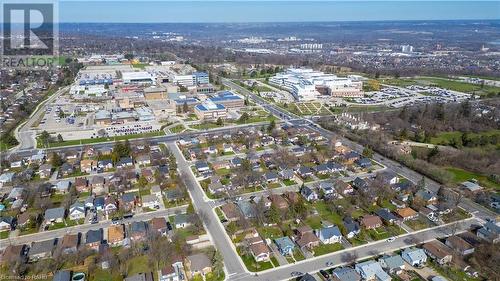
{"left": 401, "top": 45, "right": 414, "bottom": 53}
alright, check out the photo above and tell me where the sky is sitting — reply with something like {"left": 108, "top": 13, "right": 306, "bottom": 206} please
{"left": 55, "top": 1, "right": 500, "bottom": 23}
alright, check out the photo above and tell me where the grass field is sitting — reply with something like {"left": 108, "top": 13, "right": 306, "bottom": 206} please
{"left": 169, "top": 124, "right": 185, "bottom": 133}
{"left": 312, "top": 243, "right": 343, "bottom": 256}
{"left": 446, "top": 167, "right": 500, "bottom": 190}
{"left": 430, "top": 129, "right": 500, "bottom": 145}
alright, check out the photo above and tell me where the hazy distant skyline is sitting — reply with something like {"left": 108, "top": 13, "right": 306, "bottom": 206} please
{"left": 57, "top": 1, "right": 499, "bottom": 23}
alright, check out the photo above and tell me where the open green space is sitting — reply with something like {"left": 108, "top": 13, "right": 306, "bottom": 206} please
{"left": 238, "top": 249, "right": 274, "bottom": 272}
{"left": 446, "top": 167, "right": 500, "bottom": 190}
{"left": 312, "top": 243, "right": 343, "bottom": 256}
{"left": 429, "top": 129, "right": 500, "bottom": 146}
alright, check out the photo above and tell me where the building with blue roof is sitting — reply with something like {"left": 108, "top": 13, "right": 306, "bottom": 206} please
{"left": 208, "top": 91, "right": 244, "bottom": 109}
{"left": 274, "top": 237, "right": 295, "bottom": 256}
{"left": 316, "top": 225, "right": 342, "bottom": 244}
{"left": 194, "top": 100, "right": 227, "bottom": 121}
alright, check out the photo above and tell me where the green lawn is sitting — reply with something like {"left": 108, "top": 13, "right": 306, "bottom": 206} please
{"left": 312, "top": 243, "right": 343, "bottom": 256}
{"left": 257, "top": 226, "right": 283, "bottom": 239}
{"left": 429, "top": 260, "right": 480, "bottom": 281}
{"left": 283, "top": 179, "right": 297, "bottom": 186}
{"left": 446, "top": 167, "right": 500, "bottom": 190}
{"left": 238, "top": 250, "right": 274, "bottom": 272}
{"left": 0, "top": 231, "right": 9, "bottom": 239}
{"left": 293, "top": 249, "right": 305, "bottom": 261}
{"left": 215, "top": 168, "right": 231, "bottom": 176}
{"left": 190, "top": 122, "right": 224, "bottom": 130}
{"left": 430, "top": 130, "right": 500, "bottom": 146}
{"left": 367, "top": 228, "right": 390, "bottom": 240}
{"left": 170, "top": 124, "right": 185, "bottom": 133}
{"left": 39, "top": 131, "right": 165, "bottom": 148}
{"left": 91, "top": 268, "right": 122, "bottom": 281}
{"left": 205, "top": 272, "right": 225, "bottom": 281}
{"left": 47, "top": 221, "right": 67, "bottom": 230}
{"left": 404, "top": 215, "right": 434, "bottom": 231}
{"left": 317, "top": 173, "right": 331, "bottom": 180}
{"left": 442, "top": 208, "right": 471, "bottom": 223}
{"left": 127, "top": 255, "right": 154, "bottom": 277}
{"left": 311, "top": 201, "right": 343, "bottom": 226}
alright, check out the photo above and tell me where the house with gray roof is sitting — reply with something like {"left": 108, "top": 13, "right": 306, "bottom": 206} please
{"left": 354, "top": 260, "right": 391, "bottom": 281}
{"left": 274, "top": 237, "right": 295, "bottom": 256}
{"left": 332, "top": 267, "right": 361, "bottom": 281}
{"left": 236, "top": 200, "right": 256, "bottom": 218}
{"left": 315, "top": 225, "right": 342, "bottom": 244}
{"left": 301, "top": 186, "right": 319, "bottom": 202}
{"left": 54, "top": 180, "right": 71, "bottom": 194}
{"left": 379, "top": 255, "right": 405, "bottom": 274}
{"left": 343, "top": 217, "right": 360, "bottom": 239}
{"left": 477, "top": 221, "right": 500, "bottom": 243}
{"left": 29, "top": 238, "right": 57, "bottom": 261}
{"left": 69, "top": 202, "right": 85, "bottom": 221}
{"left": 44, "top": 207, "right": 65, "bottom": 223}
{"left": 401, "top": 247, "right": 427, "bottom": 266}
{"left": 174, "top": 213, "right": 191, "bottom": 229}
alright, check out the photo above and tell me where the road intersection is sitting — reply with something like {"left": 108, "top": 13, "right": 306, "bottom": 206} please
{"left": 3, "top": 79, "right": 497, "bottom": 281}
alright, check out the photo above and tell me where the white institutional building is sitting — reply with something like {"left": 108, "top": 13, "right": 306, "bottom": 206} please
{"left": 269, "top": 68, "right": 363, "bottom": 101}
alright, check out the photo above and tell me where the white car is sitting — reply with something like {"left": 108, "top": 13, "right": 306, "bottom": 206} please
{"left": 386, "top": 237, "right": 396, "bottom": 243}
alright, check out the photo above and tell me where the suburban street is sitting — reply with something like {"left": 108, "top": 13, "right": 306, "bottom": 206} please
{"left": 244, "top": 218, "right": 479, "bottom": 281}
{"left": 221, "top": 78, "right": 498, "bottom": 222}
{"left": 0, "top": 205, "right": 188, "bottom": 250}
{"left": 1, "top": 78, "right": 496, "bottom": 281}
{"left": 167, "top": 142, "right": 248, "bottom": 277}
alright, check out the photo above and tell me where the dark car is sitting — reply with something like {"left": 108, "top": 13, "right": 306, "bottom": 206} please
{"left": 319, "top": 270, "right": 329, "bottom": 279}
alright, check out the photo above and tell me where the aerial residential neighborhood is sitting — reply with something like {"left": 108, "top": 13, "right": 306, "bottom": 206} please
{"left": 0, "top": 1, "right": 499, "bottom": 281}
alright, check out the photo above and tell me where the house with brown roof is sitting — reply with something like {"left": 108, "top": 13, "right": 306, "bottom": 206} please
{"left": 186, "top": 253, "right": 212, "bottom": 278}
{"left": 16, "top": 212, "right": 31, "bottom": 228}
{"left": 0, "top": 244, "right": 26, "bottom": 264}
{"left": 269, "top": 194, "right": 289, "bottom": 210}
{"left": 296, "top": 232, "right": 321, "bottom": 249}
{"left": 59, "top": 233, "right": 79, "bottom": 254}
{"left": 80, "top": 159, "right": 97, "bottom": 173}
{"left": 361, "top": 215, "right": 383, "bottom": 230}
{"left": 150, "top": 217, "right": 169, "bottom": 236}
{"left": 423, "top": 240, "right": 453, "bottom": 265}
{"left": 396, "top": 207, "right": 418, "bottom": 221}
{"left": 294, "top": 225, "right": 320, "bottom": 249}
{"left": 74, "top": 177, "right": 88, "bottom": 192}
{"left": 220, "top": 203, "right": 240, "bottom": 222}
{"left": 445, "top": 235, "right": 475, "bottom": 256}
{"left": 249, "top": 239, "right": 271, "bottom": 262}
{"left": 108, "top": 224, "right": 125, "bottom": 246}
{"left": 284, "top": 191, "right": 300, "bottom": 204}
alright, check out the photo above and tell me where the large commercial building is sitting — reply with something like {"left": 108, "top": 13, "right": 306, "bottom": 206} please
{"left": 194, "top": 100, "right": 227, "bottom": 121}
{"left": 122, "top": 71, "right": 155, "bottom": 85}
{"left": 173, "top": 71, "right": 209, "bottom": 87}
{"left": 208, "top": 91, "right": 244, "bottom": 109}
{"left": 269, "top": 68, "right": 363, "bottom": 100}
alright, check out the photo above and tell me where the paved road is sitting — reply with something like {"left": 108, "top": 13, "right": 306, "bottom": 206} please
{"left": 234, "top": 218, "right": 478, "bottom": 281}
{"left": 0, "top": 205, "right": 187, "bottom": 250}
{"left": 12, "top": 86, "right": 70, "bottom": 152}
{"left": 6, "top": 122, "right": 277, "bottom": 160}
{"left": 222, "top": 78, "right": 497, "bottom": 222}
{"left": 167, "top": 142, "right": 248, "bottom": 277}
